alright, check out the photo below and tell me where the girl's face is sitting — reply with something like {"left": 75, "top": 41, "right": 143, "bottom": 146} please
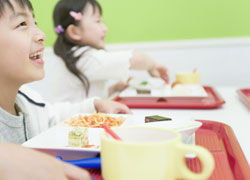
{"left": 0, "top": 0, "right": 45, "bottom": 86}
{"left": 78, "top": 3, "right": 107, "bottom": 49}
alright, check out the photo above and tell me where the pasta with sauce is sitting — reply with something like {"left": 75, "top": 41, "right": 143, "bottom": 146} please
{"left": 64, "top": 113, "right": 125, "bottom": 128}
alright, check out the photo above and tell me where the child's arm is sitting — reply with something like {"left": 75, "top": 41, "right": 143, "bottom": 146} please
{"left": 18, "top": 86, "right": 131, "bottom": 131}
{"left": 107, "top": 77, "right": 132, "bottom": 96}
{"left": 94, "top": 99, "right": 131, "bottom": 114}
{"left": 47, "top": 98, "right": 131, "bottom": 126}
{"left": 130, "top": 51, "right": 169, "bottom": 83}
{"left": 108, "top": 81, "right": 129, "bottom": 96}
{"left": 129, "top": 51, "right": 155, "bottom": 70}
{"left": 77, "top": 49, "right": 168, "bottom": 83}
{"left": 0, "top": 143, "right": 91, "bottom": 180}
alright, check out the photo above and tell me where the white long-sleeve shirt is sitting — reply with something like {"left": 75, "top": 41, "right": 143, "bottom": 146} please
{"left": 49, "top": 46, "right": 132, "bottom": 102}
{"left": 0, "top": 86, "right": 97, "bottom": 144}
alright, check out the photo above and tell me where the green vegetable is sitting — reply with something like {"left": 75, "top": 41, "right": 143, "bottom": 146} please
{"left": 140, "top": 81, "right": 148, "bottom": 86}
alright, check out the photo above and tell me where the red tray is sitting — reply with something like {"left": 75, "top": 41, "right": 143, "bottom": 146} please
{"left": 87, "top": 120, "right": 250, "bottom": 180}
{"left": 237, "top": 88, "right": 250, "bottom": 109}
{"left": 113, "top": 86, "right": 225, "bottom": 109}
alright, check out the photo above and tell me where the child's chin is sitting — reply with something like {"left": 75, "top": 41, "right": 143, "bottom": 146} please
{"left": 96, "top": 45, "right": 105, "bottom": 49}
{"left": 95, "top": 42, "right": 105, "bottom": 49}
{"left": 32, "top": 71, "right": 45, "bottom": 81}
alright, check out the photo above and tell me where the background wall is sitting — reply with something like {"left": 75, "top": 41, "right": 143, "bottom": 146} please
{"left": 30, "top": 0, "right": 250, "bottom": 47}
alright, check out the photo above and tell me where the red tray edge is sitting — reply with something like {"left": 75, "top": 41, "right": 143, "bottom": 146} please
{"left": 204, "top": 86, "right": 225, "bottom": 105}
{"left": 114, "top": 86, "right": 225, "bottom": 109}
{"left": 196, "top": 120, "right": 250, "bottom": 180}
{"left": 237, "top": 89, "right": 250, "bottom": 109}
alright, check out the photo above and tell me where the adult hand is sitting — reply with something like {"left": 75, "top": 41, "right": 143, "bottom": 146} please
{"left": 94, "top": 99, "right": 132, "bottom": 114}
{"left": 0, "top": 143, "right": 91, "bottom": 180}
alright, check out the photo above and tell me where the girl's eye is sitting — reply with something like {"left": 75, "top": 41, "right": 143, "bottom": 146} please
{"left": 17, "top": 21, "right": 27, "bottom": 28}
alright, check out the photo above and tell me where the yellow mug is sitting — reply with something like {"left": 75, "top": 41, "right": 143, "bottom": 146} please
{"left": 176, "top": 71, "right": 200, "bottom": 84}
{"left": 101, "top": 126, "right": 214, "bottom": 180}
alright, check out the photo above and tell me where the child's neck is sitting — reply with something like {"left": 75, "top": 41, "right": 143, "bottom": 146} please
{"left": 0, "top": 84, "right": 19, "bottom": 116}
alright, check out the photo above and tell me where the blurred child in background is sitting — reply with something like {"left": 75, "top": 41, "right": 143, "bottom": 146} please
{"left": 51, "top": 0, "right": 169, "bottom": 103}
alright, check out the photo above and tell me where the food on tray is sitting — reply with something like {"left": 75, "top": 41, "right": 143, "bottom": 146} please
{"left": 171, "top": 84, "right": 193, "bottom": 95}
{"left": 171, "top": 81, "right": 179, "bottom": 88}
{"left": 68, "top": 127, "right": 89, "bottom": 147}
{"left": 171, "top": 84, "right": 207, "bottom": 97}
{"left": 140, "top": 81, "right": 148, "bottom": 86}
{"left": 136, "top": 89, "right": 151, "bottom": 94}
{"left": 129, "top": 77, "right": 165, "bottom": 91}
{"left": 64, "top": 113, "right": 125, "bottom": 128}
{"left": 145, "top": 115, "right": 172, "bottom": 123}
{"left": 175, "top": 71, "right": 200, "bottom": 84}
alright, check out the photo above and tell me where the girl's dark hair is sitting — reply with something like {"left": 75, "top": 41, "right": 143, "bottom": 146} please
{"left": 53, "top": 0, "right": 102, "bottom": 95}
{"left": 0, "top": 0, "right": 33, "bottom": 18}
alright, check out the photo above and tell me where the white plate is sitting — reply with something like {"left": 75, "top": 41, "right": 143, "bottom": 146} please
{"left": 23, "top": 114, "right": 202, "bottom": 160}
{"left": 171, "top": 84, "right": 207, "bottom": 97}
{"left": 119, "top": 84, "right": 208, "bottom": 100}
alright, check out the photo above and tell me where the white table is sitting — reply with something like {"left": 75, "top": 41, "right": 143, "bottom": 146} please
{"left": 131, "top": 86, "right": 250, "bottom": 164}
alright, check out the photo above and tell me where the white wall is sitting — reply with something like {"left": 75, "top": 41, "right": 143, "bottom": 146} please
{"left": 106, "top": 38, "right": 250, "bottom": 87}
{"left": 27, "top": 37, "right": 250, "bottom": 101}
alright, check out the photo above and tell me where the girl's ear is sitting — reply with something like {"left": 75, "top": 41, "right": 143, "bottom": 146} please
{"left": 66, "top": 24, "right": 82, "bottom": 41}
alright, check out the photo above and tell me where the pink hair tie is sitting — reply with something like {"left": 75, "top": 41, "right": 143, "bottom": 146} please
{"left": 55, "top": 25, "right": 64, "bottom": 34}
{"left": 69, "top": 11, "right": 82, "bottom": 21}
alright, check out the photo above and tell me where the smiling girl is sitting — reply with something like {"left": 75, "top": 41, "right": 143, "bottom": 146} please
{"left": 51, "top": 0, "right": 169, "bottom": 102}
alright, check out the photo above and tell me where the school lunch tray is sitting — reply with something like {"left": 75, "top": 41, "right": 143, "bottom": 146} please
{"left": 113, "top": 86, "right": 225, "bottom": 109}
{"left": 237, "top": 88, "right": 250, "bottom": 110}
{"left": 87, "top": 120, "right": 250, "bottom": 180}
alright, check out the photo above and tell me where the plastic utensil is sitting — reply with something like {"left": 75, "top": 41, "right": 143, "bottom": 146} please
{"left": 57, "top": 156, "right": 101, "bottom": 168}
{"left": 101, "top": 123, "right": 122, "bottom": 140}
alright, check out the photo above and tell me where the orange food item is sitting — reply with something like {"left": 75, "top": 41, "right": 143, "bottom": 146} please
{"left": 64, "top": 113, "right": 125, "bottom": 128}
{"left": 82, "top": 144, "right": 100, "bottom": 148}
{"left": 171, "top": 81, "right": 179, "bottom": 88}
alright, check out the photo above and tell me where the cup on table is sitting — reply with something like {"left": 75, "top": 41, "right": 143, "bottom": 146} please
{"left": 101, "top": 126, "right": 214, "bottom": 180}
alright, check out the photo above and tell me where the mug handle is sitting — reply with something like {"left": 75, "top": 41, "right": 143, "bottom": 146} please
{"left": 176, "top": 143, "right": 215, "bottom": 180}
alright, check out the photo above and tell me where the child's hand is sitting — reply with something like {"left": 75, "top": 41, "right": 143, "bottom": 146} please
{"left": 148, "top": 63, "right": 169, "bottom": 83}
{"left": 114, "top": 81, "right": 130, "bottom": 92}
{"left": 108, "top": 77, "right": 132, "bottom": 96}
{"left": 108, "top": 81, "right": 129, "bottom": 96}
{"left": 94, "top": 99, "right": 132, "bottom": 114}
{"left": 0, "top": 143, "right": 91, "bottom": 180}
